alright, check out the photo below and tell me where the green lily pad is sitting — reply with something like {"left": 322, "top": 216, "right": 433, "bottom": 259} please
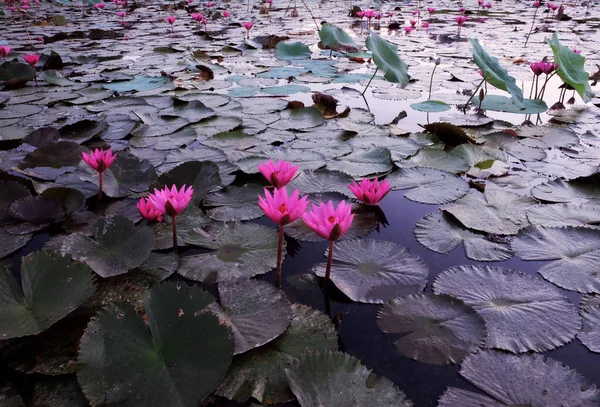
{"left": 210, "top": 279, "right": 293, "bottom": 354}
{"left": 286, "top": 351, "right": 412, "bottom": 407}
{"left": 204, "top": 184, "right": 264, "bottom": 222}
{"left": 0, "top": 61, "right": 34, "bottom": 84}
{"left": 438, "top": 351, "right": 600, "bottom": 407}
{"left": 531, "top": 177, "right": 600, "bottom": 203}
{"left": 287, "top": 170, "right": 354, "bottom": 197}
{"left": 377, "top": 294, "right": 486, "bottom": 365}
{"left": 470, "top": 38, "right": 524, "bottom": 109}
{"left": 527, "top": 203, "right": 600, "bottom": 227}
{"left": 0, "top": 251, "right": 95, "bottom": 339}
{"left": 0, "top": 228, "right": 32, "bottom": 259}
{"left": 103, "top": 76, "right": 169, "bottom": 92}
{"left": 319, "top": 24, "right": 359, "bottom": 53}
{"left": 365, "top": 31, "right": 409, "bottom": 87}
{"left": 90, "top": 153, "right": 157, "bottom": 198}
{"left": 152, "top": 206, "right": 210, "bottom": 250}
{"left": 60, "top": 215, "right": 154, "bottom": 278}
{"left": 548, "top": 33, "right": 595, "bottom": 103}
{"left": 512, "top": 225, "right": 600, "bottom": 293}
{"left": 39, "top": 70, "right": 73, "bottom": 86}
{"left": 410, "top": 100, "right": 452, "bottom": 112}
{"left": 78, "top": 283, "right": 234, "bottom": 407}
{"left": 275, "top": 41, "right": 311, "bottom": 60}
{"left": 217, "top": 304, "right": 338, "bottom": 405}
{"left": 269, "top": 107, "right": 325, "bottom": 130}
{"left": 154, "top": 161, "right": 221, "bottom": 206}
{"left": 181, "top": 222, "right": 280, "bottom": 282}
{"left": 387, "top": 167, "right": 469, "bottom": 205}
{"left": 327, "top": 147, "right": 393, "bottom": 177}
{"left": 312, "top": 238, "right": 429, "bottom": 304}
{"left": 434, "top": 265, "right": 580, "bottom": 353}
{"left": 472, "top": 94, "right": 547, "bottom": 114}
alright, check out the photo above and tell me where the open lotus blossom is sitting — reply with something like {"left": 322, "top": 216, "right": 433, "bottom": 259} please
{"left": 356, "top": 11, "right": 364, "bottom": 18}
{"left": 165, "top": 15, "right": 176, "bottom": 31}
{"left": 530, "top": 62, "right": 543, "bottom": 76}
{"left": 93, "top": 3, "right": 105, "bottom": 8}
{"left": 405, "top": 26, "right": 414, "bottom": 33}
{"left": 82, "top": 148, "right": 117, "bottom": 200}
{"left": 258, "top": 186, "right": 309, "bottom": 287}
{"left": 364, "top": 9, "right": 374, "bottom": 20}
{"left": 428, "top": 7, "right": 436, "bottom": 14}
{"left": 478, "top": 0, "right": 484, "bottom": 5}
{"left": 410, "top": 19, "right": 417, "bottom": 26}
{"left": 23, "top": 53, "right": 39, "bottom": 67}
{"left": 547, "top": 2, "right": 558, "bottom": 10}
{"left": 539, "top": 61, "right": 558, "bottom": 74}
{"left": 0, "top": 46, "right": 10, "bottom": 62}
{"left": 137, "top": 197, "right": 163, "bottom": 222}
{"left": 422, "top": 21, "right": 430, "bottom": 28}
{"left": 223, "top": 10, "right": 230, "bottom": 17}
{"left": 257, "top": 159, "right": 298, "bottom": 188}
{"left": 148, "top": 184, "right": 193, "bottom": 249}
{"left": 347, "top": 178, "right": 391, "bottom": 206}
{"left": 242, "top": 21, "right": 253, "bottom": 38}
{"left": 303, "top": 200, "right": 354, "bottom": 288}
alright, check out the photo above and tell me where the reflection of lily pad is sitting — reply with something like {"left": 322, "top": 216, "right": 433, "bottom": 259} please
{"left": 312, "top": 238, "right": 428, "bottom": 304}
{"left": 378, "top": 294, "right": 485, "bottom": 365}
{"left": 434, "top": 265, "right": 580, "bottom": 353}
{"left": 217, "top": 304, "right": 337, "bottom": 405}
{"left": 181, "top": 222, "right": 280, "bottom": 282}
{"left": 438, "top": 351, "right": 600, "bottom": 407}
{"left": 78, "top": 283, "right": 234, "bottom": 407}
{"left": 211, "top": 279, "right": 293, "bottom": 354}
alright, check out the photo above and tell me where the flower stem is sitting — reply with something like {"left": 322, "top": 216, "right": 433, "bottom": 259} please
{"left": 323, "top": 240, "right": 335, "bottom": 290}
{"left": 361, "top": 67, "right": 378, "bottom": 96}
{"left": 463, "top": 78, "right": 485, "bottom": 113}
{"left": 275, "top": 225, "right": 285, "bottom": 288}
{"left": 524, "top": 6, "right": 538, "bottom": 47}
{"left": 428, "top": 63, "right": 438, "bottom": 100}
{"left": 98, "top": 172, "right": 103, "bottom": 201}
{"left": 172, "top": 215, "right": 178, "bottom": 250}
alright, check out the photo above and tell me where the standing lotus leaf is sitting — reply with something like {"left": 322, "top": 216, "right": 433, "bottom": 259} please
{"left": 217, "top": 304, "right": 337, "bottom": 405}
{"left": 365, "top": 31, "right": 409, "bottom": 87}
{"left": 434, "top": 265, "right": 580, "bottom": 353}
{"left": 312, "top": 238, "right": 428, "bottom": 303}
{"left": 438, "top": 351, "right": 600, "bottom": 406}
{"left": 59, "top": 215, "right": 154, "bottom": 278}
{"left": 377, "top": 294, "right": 486, "bottom": 364}
{"left": 0, "top": 251, "right": 95, "bottom": 339}
{"left": 209, "top": 279, "right": 293, "bottom": 354}
{"left": 285, "top": 351, "right": 413, "bottom": 407}
{"left": 319, "top": 24, "right": 360, "bottom": 53}
{"left": 78, "top": 283, "right": 234, "bottom": 407}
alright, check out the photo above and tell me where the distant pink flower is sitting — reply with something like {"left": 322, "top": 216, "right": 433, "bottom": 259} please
{"left": 243, "top": 21, "right": 253, "bottom": 38}
{"left": 303, "top": 200, "right": 354, "bottom": 241}
{"left": 258, "top": 186, "right": 308, "bottom": 226}
{"left": 38, "top": 37, "right": 44, "bottom": 43}
{"left": 165, "top": 15, "right": 176, "bottom": 24}
{"left": 484, "top": 2, "right": 491, "bottom": 8}
{"left": 374, "top": 12, "right": 382, "bottom": 20}
{"left": 223, "top": 10, "right": 229, "bottom": 17}
{"left": 22, "top": 5, "right": 30, "bottom": 9}
{"left": 117, "top": 11, "right": 126, "bottom": 18}
{"left": 191, "top": 12, "right": 204, "bottom": 22}
{"left": 93, "top": 2, "right": 105, "bottom": 8}
{"left": 540, "top": 61, "right": 558, "bottom": 74}
{"left": 459, "top": 7, "right": 466, "bottom": 13}
{"left": 411, "top": 9, "right": 419, "bottom": 15}
{"left": 267, "top": 0, "right": 272, "bottom": 4}
{"left": 478, "top": 0, "right": 484, "bottom": 5}
{"left": 137, "top": 197, "right": 163, "bottom": 222}
{"left": 478, "top": 69, "right": 484, "bottom": 77}
{"left": 456, "top": 15, "right": 467, "bottom": 25}
{"left": 82, "top": 148, "right": 117, "bottom": 200}
{"left": 428, "top": 7, "right": 436, "bottom": 13}
{"left": 347, "top": 178, "right": 390, "bottom": 206}
{"left": 257, "top": 159, "right": 298, "bottom": 188}
{"left": 0, "top": 46, "right": 10, "bottom": 62}
{"left": 148, "top": 185, "right": 193, "bottom": 217}
{"left": 205, "top": 1, "right": 213, "bottom": 6}
{"left": 573, "top": 49, "right": 581, "bottom": 54}
{"left": 9, "top": 6, "right": 17, "bottom": 11}
{"left": 422, "top": 21, "right": 429, "bottom": 28}
{"left": 386, "top": 12, "right": 394, "bottom": 17}
{"left": 364, "top": 9, "right": 374, "bottom": 19}
{"left": 356, "top": 11, "right": 364, "bottom": 18}
{"left": 410, "top": 19, "right": 417, "bottom": 26}
{"left": 533, "top": 0, "right": 540, "bottom": 6}
{"left": 23, "top": 54, "right": 39, "bottom": 67}
{"left": 405, "top": 26, "right": 414, "bottom": 33}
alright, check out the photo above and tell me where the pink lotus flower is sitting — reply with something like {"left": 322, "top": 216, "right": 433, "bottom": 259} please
{"left": 303, "top": 200, "right": 354, "bottom": 241}
{"left": 82, "top": 148, "right": 117, "bottom": 200}
{"left": 405, "top": 26, "right": 414, "bottom": 33}
{"left": 205, "top": 1, "right": 213, "bottom": 5}
{"left": 117, "top": 11, "right": 126, "bottom": 18}
{"left": 258, "top": 186, "right": 308, "bottom": 288}
{"left": 533, "top": 1, "right": 540, "bottom": 6}
{"left": 0, "top": 46, "right": 10, "bottom": 62}
{"left": 243, "top": 21, "right": 253, "bottom": 38}
{"left": 422, "top": 21, "right": 429, "bottom": 28}
{"left": 148, "top": 184, "right": 193, "bottom": 217}
{"left": 573, "top": 49, "right": 581, "bottom": 54}
{"left": 303, "top": 200, "right": 354, "bottom": 289}
{"left": 456, "top": 15, "right": 467, "bottom": 25}
{"left": 23, "top": 53, "right": 39, "bottom": 67}
{"left": 478, "top": 0, "right": 484, "bottom": 5}
{"left": 258, "top": 186, "right": 308, "bottom": 226}
{"left": 223, "top": 10, "right": 229, "bottom": 17}
{"left": 191, "top": 12, "right": 204, "bottom": 22}
{"left": 356, "top": 11, "right": 364, "bottom": 18}
{"left": 22, "top": 5, "right": 30, "bottom": 9}
{"left": 165, "top": 15, "right": 176, "bottom": 24}
{"left": 38, "top": 37, "right": 44, "bottom": 43}
{"left": 411, "top": 9, "right": 419, "bottom": 15}
{"left": 137, "top": 197, "right": 163, "bottom": 222}
{"left": 9, "top": 6, "right": 17, "bottom": 11}
{"left": 364, "top": 9, "right": 374, "bottom": 19}
{"left": 347, "top": 178, "right": 390, "bottom": 206}
{"left": 93, "top": 2, "right": 105, "bottom": 8}
{"left": 257, "top": 159, "right": 298, "bottom": 188}
{"left": 428, "top": 7, "right": 436, "bottom": 13}
{"left": 148, "top": 184, "right": 193, "bottom": 249}
{"left": 484, "top": 3, "right": 491, "bottom": 8}
{"left": 459, "top": 7, "right": 466, "bottom": 13}
{"left": 374, "top": 12, "right": 382, "bottom": 20}
{"left": 530, "top": 62, "right": 543, "bottom": 76}
{"left": 410, "top": 19, "right": 417, "bottom": 26}
{"left": 386, "top": 12, "right": 394, "bottom": 17}
{"left": 539, "top": 61, "right": 558, "bottom": 74}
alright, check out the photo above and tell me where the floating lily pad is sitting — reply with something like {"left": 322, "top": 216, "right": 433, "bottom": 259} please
{"left": 78, "top": 283, "right": 234, "bottom": 407}
{"left": 531, "top": 177, "right": 600, "bottom": 203}
{"left": 155, "top": 161, "right": 221, "bottom": 206}
{"left": 39, "top": 70, "right": 73, "bottom": 87}
{"left": 0, "top": 251, "right": 95, "bottom": 339}
{"left": 275, "top": 41, "right": 311, "bottom": 60}
{"left": 60, "top": 215, "right": 154, "bottom": 278}
{"left": 210, "top": 279, "right": 293, "bottom": 354}
{"left": 379, "top": 292, "right": 486, "bottom": 366}
{"left": 0, "top": 228, "right": 32, "bottom": 259}
{"left": 327, "top": 147, "right": 393, "bottom": 177}
{"left": 400, "top": 148, "right": 471, "bottom": 174}
{"left": 9, "top": 195, "right": 66, "bottom": 225}
{"left": 438, "top": 351, "right": 600, "bottom": 407}
{"left": 433, "top": 265, "right": 580, "bottom": 353}
{"left": 286, "top": 351, "right": 412, "bottom": 407}
{"left": 579, "top": 303, "right": 600, "bottom": 353}
{"left": 19, "top": 141, "right": 84, "bottom": 171}
{"left": 312, "top": 238, "right": 428, "bottom": 304}
{"left": 410, "top": 100, "right": 451, "bottom": 112}
{"left": 415, "top": 211, "right": 514, "bottom": 262}
{"left": 204, "top": 184, "right": 264, "bottom": 221}
{"left": 442, "top": 185, "right": 536, "bottom": 235}
{"left": 527, "top": 203, "right": 600, "bottom": 227}
{"left": 472, "top": 95, "right": 547, "bottom": 114}
{"left": 103, "top": 76, "right": 169, "bottom": 92}
{"left": 512, "top": 225, "right": 600, "bottom": 293}
{"left": 217, "top": 305, "right": 338, "bottom": 405}
{"left": 181, "top": 222, "right": 280, "bottom": 282}
{"left": 270, "top": 107, "right": 325, "bottom": 130}
{"left": 287, "top": 170, "right": 354, "bottom": 197}
{"left": 387, "top": 167, "right": 469, "bottom": 205}
{"left": 152, "top": 206, "right": 210, "bottom": 250}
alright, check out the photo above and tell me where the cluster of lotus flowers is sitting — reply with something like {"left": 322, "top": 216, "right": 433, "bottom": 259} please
{"left": 6, "top": 0, "right": 39, "bottom": 12}
{"left": 530, "top": 61, "right": 558, "bottom": 76}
